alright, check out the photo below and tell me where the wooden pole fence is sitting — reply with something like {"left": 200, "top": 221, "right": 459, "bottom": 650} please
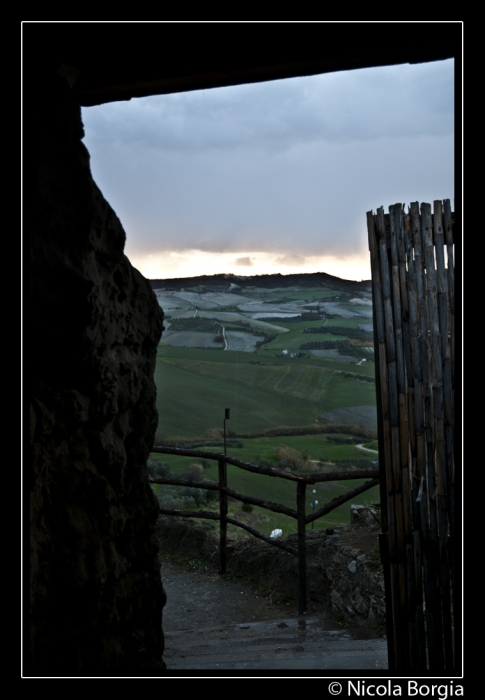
{"left": 151, "top": 447, "right": 379, "bottom": 616}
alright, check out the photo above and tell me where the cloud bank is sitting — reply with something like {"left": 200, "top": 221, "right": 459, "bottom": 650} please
{"left": 82, "top": 59, "right": 455, "bottom": 280}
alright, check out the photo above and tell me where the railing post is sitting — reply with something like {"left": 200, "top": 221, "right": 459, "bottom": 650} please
{"left": 297, "top": 480, "right": 307, "bottom": 615}
{"left": 218, "top": 457, "right": 227, "bottom": 574}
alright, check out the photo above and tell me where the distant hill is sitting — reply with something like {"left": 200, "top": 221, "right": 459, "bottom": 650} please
{"left": 149, "top": 272, "right": 372, "bottom": 294}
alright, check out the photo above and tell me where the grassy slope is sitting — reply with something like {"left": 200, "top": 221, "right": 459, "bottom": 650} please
{"left": 155, "top": 352, "right": 330, "bottom": 438}
{"left": 155, "top": 347, "right": 376, "bottom": 439}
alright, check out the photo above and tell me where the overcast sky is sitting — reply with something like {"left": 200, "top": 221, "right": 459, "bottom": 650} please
{"left": 81, "top": 58, "right": 454, "bottom": 281}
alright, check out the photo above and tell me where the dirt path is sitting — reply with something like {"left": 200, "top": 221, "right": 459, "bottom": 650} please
{"left": 214, "top": 321, "right": 228, "bottom": 350}
{"left": 161, "top": 557, "right": 310, "bottom": 633}
{"left": 356, "top": 443, "right": 378, "bottom": 454}
{"left": 158, "top": 520, "right": 381, "bottom": 638}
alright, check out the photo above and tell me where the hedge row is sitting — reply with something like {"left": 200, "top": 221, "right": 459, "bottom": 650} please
{"left": 156, "top": 423, "right": 378, "bottom": 446}
{"left": 301, "top": 340, "right": 347, "bottom": 349}
{"left": 256, "top": 312, "right": 322, "bottom": 323}
{"left": 167, "top": 317, "right": 218, "bottom": 332}
{"left": 335, "top": 371, "right": 375, "bottom": 383}
{"left": 338, "top": 344, "right": 375, "bottom": 361}
{"left": 262, "top": 423, "right": 377, "bottom": 440}
{"left": 303, "top": 326, "right": 373, "bottom": 339}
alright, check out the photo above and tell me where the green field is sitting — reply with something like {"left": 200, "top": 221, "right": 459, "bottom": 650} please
{"left": 153, "top": 433, "right": 375, "bottom": 467}
{"left": 152, "top": 278, "right": 378, "bottom": 532}
{"left": 155, "top": 346, "right": 376, "bottom": 440}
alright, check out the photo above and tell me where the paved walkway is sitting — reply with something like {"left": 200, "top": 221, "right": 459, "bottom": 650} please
{"left": 164, "top": 616, "right": 388, "bottom": 671}
{"left": 161, "top": 559, "right": 388, "bottom": 672}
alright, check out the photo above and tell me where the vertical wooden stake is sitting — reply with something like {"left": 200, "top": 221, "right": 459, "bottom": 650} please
{"left": 297, "top": 480, "right": 307, "bottom": 615}
{"left": 218, "top": 457, "right": 227, "bottom": 574}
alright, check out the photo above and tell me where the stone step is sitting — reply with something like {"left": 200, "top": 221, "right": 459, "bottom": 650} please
{"left": 163, "top": 617, "right": 388, "bottom": 670}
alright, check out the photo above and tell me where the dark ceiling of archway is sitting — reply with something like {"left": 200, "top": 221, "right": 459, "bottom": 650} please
{"left": 25, "top": 23, "right": 459, "bottom": 106}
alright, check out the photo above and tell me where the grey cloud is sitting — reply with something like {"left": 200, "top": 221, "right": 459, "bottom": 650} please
{"left": 82, "top": 60, "right": 455, "bottom": 272}
{"left": 234, "top": 256, "right": 254, "bottom": 266}
{"left": 83, "top": 60, "right": 454, "bottom": 156}
{"left": 89, "top": 131, "right": 453, "bottom": 261}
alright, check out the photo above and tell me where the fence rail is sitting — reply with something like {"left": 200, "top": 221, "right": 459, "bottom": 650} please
{"left": 151, "top": 445, "right": 379, "bottom": 614}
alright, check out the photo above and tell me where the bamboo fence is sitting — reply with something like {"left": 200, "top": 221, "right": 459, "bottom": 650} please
{"left": 367, "top": 200, "right": 456, "bottom": 673}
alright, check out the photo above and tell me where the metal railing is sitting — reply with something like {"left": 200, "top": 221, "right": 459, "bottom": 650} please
{"left": 150, "top": 445, "right": 379, "bottom": 614}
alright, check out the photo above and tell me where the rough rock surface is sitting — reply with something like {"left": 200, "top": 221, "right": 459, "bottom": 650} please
{"left": 28, "top": 67, "right": 165, "bottom": 675}
{"left": 321, "top": 528, "right": 385, "bottom": 627}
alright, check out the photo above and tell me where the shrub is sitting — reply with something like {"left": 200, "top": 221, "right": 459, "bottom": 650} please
{"left": 156, "top": 485, "right": 182, "bottom": 509}
{"left": 181, "top": 487, "right": 206, "bottom": 507}
{"left": 203, "top": 480, "right": 218, "bottom": 504}
{"left": 256, "top": 458, "right": 276, "bottom": 470}
{"left": 167, "top": 317, "right": 218, "bottom": 332}
{"left": 206, "top": 428, "right": 223, "bottom": 440}
{"left": 159, "top": 498, "right": 182, "bottom": 510}
{"left": 262, "top": 423, "right": 377, "bottom": 440}
{"left": 147, "top": 460, "right": 171, "bottom": 478}
{"left": 276, "top": 444, "right": 307, "bottom": 471}
{"left": 183, "top": 463, "right": 204, "bottom": 482}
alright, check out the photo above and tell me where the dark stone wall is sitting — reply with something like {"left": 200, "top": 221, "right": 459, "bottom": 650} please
{"left": 27, "top": 66, "right": 166, "bottom": 675}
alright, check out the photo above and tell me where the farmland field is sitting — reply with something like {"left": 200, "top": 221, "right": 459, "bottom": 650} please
{"left": 154, "top": 275, "right": 376, "bottom": 438}
{"left": 155, "top": 348, "right": 375, "bottom": 439}
{"left": 151, "top": 272, "right": 379, "bottom": 530}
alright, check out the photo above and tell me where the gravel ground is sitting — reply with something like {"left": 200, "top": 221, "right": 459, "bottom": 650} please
{"left": 161, "top": 557, "right": 305, "bottom": 633}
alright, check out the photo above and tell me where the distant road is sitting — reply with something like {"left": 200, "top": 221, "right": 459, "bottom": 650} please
{"left": 214, "top": 321, "right": 228, "bottom": 350}
{"left": 356, "top": 444, "right": 378, "bottom": 454}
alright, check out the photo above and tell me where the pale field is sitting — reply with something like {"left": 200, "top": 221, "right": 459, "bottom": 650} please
{"left": 251, "top": 313, "right": 302, "bottom": 319}
{"left": 320, "top": 405, "right": 377, "bottom": 430}
{"left": 171, "top": 292, "right": 220, "bottom": 310}
{"left": 159, "top": 331, "right": 223, "bottom": 349}
{"left": 237, "top": 303, "right": 306, "bottom": 314}
{"left": 320, "top": 302, "right": 371, "bottom": 319}
{"left": 163, "top": 311, "right": 196, "bottom": 326}
{"left": 161, "top": 329, "right": 270, "bottom": 353}
{"left": 154, "top": 295, "right": 190, "bottom": 311}
{"left": 224, "top": 331, "right": 265, "bottom": 352}
{"left": 201, "top": 291, "right": 256, "bottom": 305}
{"left": 157, "top": 287, "right": 375, "bottom": 357}
{"left": 197, "top": 310, "right": 289, "bottom": 334}
{"left": 349, "top": 298, "right": 373, "bottom": 306}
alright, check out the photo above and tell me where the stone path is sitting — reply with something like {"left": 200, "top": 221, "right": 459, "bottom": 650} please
{"left": 164, "top": 617, "right": 388, "bottom": 671}
{"left": 161, "top": 558, "right": 388, "bottom": 673}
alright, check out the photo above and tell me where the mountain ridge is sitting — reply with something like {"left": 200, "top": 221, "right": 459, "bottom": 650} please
{"left": 149, "top": 271, "right": 372, "bottom": 293}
